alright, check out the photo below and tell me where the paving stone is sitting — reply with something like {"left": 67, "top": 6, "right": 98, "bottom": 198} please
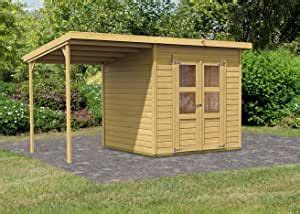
{"left": 0, "top": 132, "right": 299, "bottom": 183}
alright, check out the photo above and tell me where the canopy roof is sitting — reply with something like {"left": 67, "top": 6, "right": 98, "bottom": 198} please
{"left": 22, "top": 31, "right": 252, "bottom": 64}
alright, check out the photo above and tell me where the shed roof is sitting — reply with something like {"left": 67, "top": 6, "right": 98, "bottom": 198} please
{"left": 22, "top": 31, "right": 252, "bottom": 64}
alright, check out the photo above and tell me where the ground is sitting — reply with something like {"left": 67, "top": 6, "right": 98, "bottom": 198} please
{"left": 0, "top": 128, "right": 299, "bottom": 182}
{"left": 0, "top": 127, "right": 299, "bottom": 213}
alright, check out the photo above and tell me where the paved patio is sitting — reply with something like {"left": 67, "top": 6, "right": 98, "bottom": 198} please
{"left": 0, "top": 132, "right": 299, "bottom": 183}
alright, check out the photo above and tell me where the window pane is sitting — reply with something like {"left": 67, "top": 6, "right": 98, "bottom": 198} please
{"left": 180, "top": 92, "right": 196, "bottom": 114}
{"left": 204, "top": 92, "right": 219, "bottom": 113}
{"left": 180, "top": 65, "right": 196, "bottom": 87}
{"left": 204, "top": 65, "right": 219, "bottom": 87}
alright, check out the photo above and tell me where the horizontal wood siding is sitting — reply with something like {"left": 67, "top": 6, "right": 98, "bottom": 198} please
{"left": 225, "top": 59, "right": 242, "bottom": 149}
{"left": 156, "top": 53, "right": 174, "bottom": 154}
{"left": 155, "top": 45, "right": 241, "bottom": 155}
{"left": 104, "top": 49, "right": 154, "bottom": 155}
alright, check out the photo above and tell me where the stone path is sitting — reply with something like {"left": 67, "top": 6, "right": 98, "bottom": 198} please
{"left": 0, "top": 132, "right": 299, "bottom": 183}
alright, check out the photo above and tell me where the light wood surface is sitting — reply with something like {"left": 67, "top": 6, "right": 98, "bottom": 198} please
{"left": 62, "top": 45, "right": 72, "bottom": 163}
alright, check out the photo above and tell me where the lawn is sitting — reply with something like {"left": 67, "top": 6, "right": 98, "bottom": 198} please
{"left": 243, "top": 126, "right": 300, "bottom": 138}
{"left": 0, "top": 149, "right": 299, "bottom": 213}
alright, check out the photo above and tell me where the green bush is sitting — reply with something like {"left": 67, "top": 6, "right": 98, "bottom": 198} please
{"left": 242, "top": 49, "right": 300, "bottom": 126}
{"left": 0, "top": 96, "right": 65, "bottom": 135}
{"left": 0, "top": 81, "right": 18, "bottom": 97}
{"left": 0, "top": 95, "right": 29, "bottom": 135}
{"left": 79, "top": 84, "right": 102, "bottom": 125}
{"left": 34, "top": 107, "right": 65, "bottom": 133}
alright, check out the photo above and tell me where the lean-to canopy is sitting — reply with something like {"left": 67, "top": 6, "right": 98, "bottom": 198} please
{"left": 22, "top": 32, "right": 252, "bottom": 64}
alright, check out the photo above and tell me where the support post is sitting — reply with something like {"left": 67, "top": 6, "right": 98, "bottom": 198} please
{"left": 29, "top": 62, "right": 35, "bottom": 153}
{"left": 62, "top": 45, "right": 72, "bottom": 164}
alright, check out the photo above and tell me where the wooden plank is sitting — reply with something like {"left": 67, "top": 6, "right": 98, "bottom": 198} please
{"left": 226, "top": 126, "right": 239, "bottom": 132}
{"left": 152, "top": 44, "right": 157, "bottom": 155}
{"left": 29, "top": 62, "right": 35, "bottom": 153}
{"left": 227, "top": 116, "right": 239, "bottom": 121}
{"left": 157, "top": 70, "right": 172, "bottom": 77}
{"left": 69, "top": 39, "right": 152, "bottom": 48}
{"left": 204, "top": 138, "right": 220, "bottom": 145}
{"left": 157, "top": 94, "right": 173, "bottom": 101}
{"left": 226, "top": 77, "right": 239, "bottom": 83}
{"left": 157, "top": 123, "right": 173, "bottom": 130}
{"left": 179, "top": 122, "right": 196, "bottom": 129}
{"left": 157, "top": 141, "right": 173, "bottom": 148}
{"left": 157, "top": 118, "right": 173, "bottom": 124}
{"left": 157, "top": 65, "right": 173, "bottom": 71}
{"left": 226, "top": 105, "right": 239, "bottom": 111}
{"left": 180, "top": 127, "right": 196, "bottom": 134}
{"left": 204, "top": 127, "right": 220, "bottom": 133}
{"left": 70, "top": 45, "right": 140, "bottom": 53}
{"left": 227, "top": 131, "right": 239, "bottom": 137}
{"left": 157, "top": 88, "right": 173, "bottom": 94}
{"left": 157, "top": 100, "right": 173, "bottom": 106}
{"left": 157, "top": 135, "right": 173, "bottom": 142}
{"left": 106, "top": 121, "right": 152, "bottom": 130}
{"left": 226, "top": 72, "right": 240, "bottom": 77}
{"left": 205, "top": 132, "right": 220, "bottom": 139}
{"left": 106, "top": 130, "right": 153, "bottom": 142}
{"left": 62, "top": 45, "right": 72, "bottom": 164}
{"left": 157, "top": 130, "right": 173, "bottom": 136}
{"left": 227, "top": 136, "right": 239, "bottom": 143}
{"left": 204, "top": 120, "right": 220, "bottom": 127}
{"left": 106, "top": 115, "right": 152, "bottom": 124}
{"left": 157, "top": 112, "right": 173, "bottom": 119}
{"left": 180, "top": 139, "right": 197, "bottom": 146}
{"left": 157, "top": 76, "right": 172, "bottom": 83}
{"left": 180, "top": 134, "right": 196, "bottom": 140}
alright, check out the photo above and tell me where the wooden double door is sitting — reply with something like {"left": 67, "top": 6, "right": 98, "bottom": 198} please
{"left": 174, "top": 59, "right": 225, "bottom": 152}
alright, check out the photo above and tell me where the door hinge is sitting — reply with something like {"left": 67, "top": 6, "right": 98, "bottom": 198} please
{"left": 218, "top": 144, "right": 225, "bottom": 148}
{"left": 174, "top": 148, "right": 182, "bottom": 153}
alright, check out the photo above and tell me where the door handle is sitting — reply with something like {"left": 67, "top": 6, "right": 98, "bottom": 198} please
{"left": 196, "top": 104, "right": 202, "bottom": 108}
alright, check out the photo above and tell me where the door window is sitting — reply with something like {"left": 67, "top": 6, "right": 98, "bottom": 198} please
{"left": 204, "top": 65, "right": 219, "bottom": 87}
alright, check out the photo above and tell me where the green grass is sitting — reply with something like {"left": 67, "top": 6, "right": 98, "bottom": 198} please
{"left": 0, "top": 150, "right": 299, "bottom": 213}
{"left": 243, "top": 126, "right": 300, "bottom": 138}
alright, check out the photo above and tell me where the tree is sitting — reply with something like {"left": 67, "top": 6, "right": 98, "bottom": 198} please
{"left": 0, "top": 0, "right": 24, "bottom": 81}
{"left": 228, "top": 0, "right": 300, "bottom": 49}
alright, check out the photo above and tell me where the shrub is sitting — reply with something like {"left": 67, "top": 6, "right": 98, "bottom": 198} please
{"left": 242, "top": 49, "right": 300, "bottom": 126}
{"left": 79, "top": 84, "right": 102, "bottom": 125}
{"left": 72, "top": 109, "right": 94, "bottom": 129}
{"left": 0, "top": 81, "right": 18, "bottom": 97}
{"left": 0, "top": 96, "right": 65, "bottom": 135}
{"left": 34, "top": 107, "right": 65, "bottom": 133}
{"left": 0, "top": 95, "right": 29, "bottom": 135}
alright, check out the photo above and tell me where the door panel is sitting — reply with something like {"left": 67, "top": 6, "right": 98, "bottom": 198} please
{"left": 174, "top": 62, "right": 200, "bottom": 152}
{"left": 202, "top": 63, "right": 224, "bottom": 150}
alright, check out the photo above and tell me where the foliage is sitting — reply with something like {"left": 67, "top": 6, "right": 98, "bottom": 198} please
{"left": 0, "top": 95, "right": 66, "bottom": 135}
{"left": 0, "top": 81, "right": 18, "bottom": 96}
{"left": 79, "top": 84, "right": 102, "bottom": 124}
{"left": 242, "top": 49, "right": 300, "bottom": 126}
{"left": 176, "top": 0, "right": 230, "bottom": 39}
{"left": 34, "top": 107, "right": 65, "bottom": 133}
{"left": 0, "top": 95, "right": 29, "bottom": 135}
{"left": 0, "top": 1, "right": 38, "bottom": 81}
{"left": 72, "top": 109, "right": 94, "bottom": 129}
{"left": 228, "top": 0, "right": 300, "bottom": 49}
{"left": 280, "top": 96, "right": 300, "bottom": 128}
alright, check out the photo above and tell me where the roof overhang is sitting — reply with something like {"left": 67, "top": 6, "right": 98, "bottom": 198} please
{"left": 22, "top": 31, "right": 252, "bottom": 64}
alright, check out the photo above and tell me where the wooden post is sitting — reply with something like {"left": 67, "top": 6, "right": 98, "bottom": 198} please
{"left": 62, "top": 45, "right": 72, "bottom": 164}
{"left": 29, "top": 62, "right": 35, "bottom": 153}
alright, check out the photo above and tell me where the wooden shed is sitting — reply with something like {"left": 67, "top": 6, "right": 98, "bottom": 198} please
{"left": 22, "top": 32, "right": 252, "bottom": 162}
